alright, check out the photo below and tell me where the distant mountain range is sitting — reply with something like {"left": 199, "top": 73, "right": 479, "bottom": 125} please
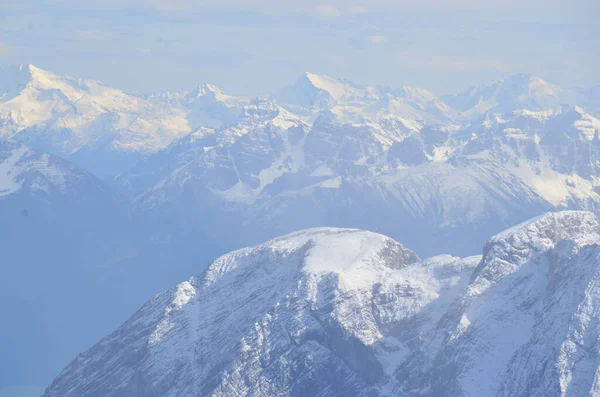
{"left": 1, "top": 64, "right": 600, "bottom": 392}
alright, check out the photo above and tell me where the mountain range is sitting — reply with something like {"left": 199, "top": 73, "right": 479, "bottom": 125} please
{"left": 2, "top": 64, "right": 600, "bottom": 393}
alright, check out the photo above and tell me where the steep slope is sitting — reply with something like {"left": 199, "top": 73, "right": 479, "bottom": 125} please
{"left": 43, "top": 211, "right": 600, "bottom": 397}
{"left": 126, "top": 107, "right": 560, "bottom": 257}
{"left": 146, "top": 83, "right": 248, "bottom": 130}
{"left": 0, "top": 64, "right": 191, "bottom": 177}
{"left": 247, "top": 160, "right": 550, "bottom": 256}
{"left": 452, "top": 105, "right": 600, "bottom": 210}
{"left": 125, "top": 80, "right": 600, "bottom": 261}
{"left": 275, "top": 72, "right": 371, "bottom": 109}
{"left": 43, "top": 228, "right": 479, "bottom": 397}
{"left": 443, "top": 74, "right": 565, "bottom": 119}
{"left": 122, "top": 97, "right": 308, "bottom": 197}
{"left": 0, "top": 138, "right": 107, "bottom": 196}
{"left": 412, "top": 211, "right": 600, "bottom": 397}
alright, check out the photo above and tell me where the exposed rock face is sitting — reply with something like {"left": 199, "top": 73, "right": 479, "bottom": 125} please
{"left": 409, "top": 211, "right": 600, "bottom": 397}
{"left": 43, "top": 211, "right": 600, "bottom": 397}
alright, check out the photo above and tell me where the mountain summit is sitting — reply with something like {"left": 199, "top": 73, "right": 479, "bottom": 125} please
{"left": 274, "top": 72, "right": 448, "bottom": 123}
{"left": 0, "top": 64, "right": 192, "bottom": 176}
{"left": 443, "top": 73, "right": 565, "bottom": 118}
{"left": 43, "top": 211, "right": 600, "bottom": 397}
{"left": 274, "top": 72, "right": 372, "bottom": 109}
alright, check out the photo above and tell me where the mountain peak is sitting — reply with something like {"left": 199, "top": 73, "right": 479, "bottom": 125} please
{"left": 275, "top": 72, "right": 367, "bottom": 109}
{"left": 188, "top": 83, "right": 226, "bottom": 99}
{"left": 46, "top": 227, "right": 462, "bottom": 397}
{"left": 0, "top": 63, "right": 88, "bottom": 95}
{"left": 301, "top": 71, "right": 350, "bottom": 90}
{"left": 19, "top": 63, "right": 64, "bottom": 83}
{"left": 443, "top": 73, "right": 564, "bottom": 117}
{"left": 470, "top": 211, "right": 600, "bottom": 292}
{"left": 300, "top": 72, "right": 364, "bottom": 95}
{"left": 489, "top": 210, "right": 600, "bottom": 249}
{"left": 302, "top": 71, "right": 325, "bottom": 84}
{"left": 500, "top": 73, "right": 562, "bottom": 95}
{"left": 24, "top": 63, "right": 41, "bottom": 73}
{"left": 201, "top": 227, "right": 418, "bottom": 289}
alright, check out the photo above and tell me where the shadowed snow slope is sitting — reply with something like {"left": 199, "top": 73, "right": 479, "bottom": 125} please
{"left": 43, "top": 211, "right": 600, "bottom": 397}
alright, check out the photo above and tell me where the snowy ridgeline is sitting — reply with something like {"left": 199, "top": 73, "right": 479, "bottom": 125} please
{"left": 44, "top": 211, "right": 600, "bottom": 397}
{"left": 2, "top": 65, "right": 600, "bottom": 237}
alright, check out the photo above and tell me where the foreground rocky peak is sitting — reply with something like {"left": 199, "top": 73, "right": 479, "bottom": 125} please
{"left": 44, "top": 211, "right": 600, "bottom": 397}
{"left": 43, "top": 228, "right": 480, "bottom": 397}
{"left": 427, "top": 211, "right": 600, "bottom": 397}
{"left": 485, "top": 210, "right": 600, "bottom": 257}
{"left": 199, "top": 228, "right": 419, "bottom": 287}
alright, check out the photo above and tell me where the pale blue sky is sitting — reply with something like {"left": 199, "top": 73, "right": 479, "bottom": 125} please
{"left": 0, "top": 0, "right": 598, "bottom": 95}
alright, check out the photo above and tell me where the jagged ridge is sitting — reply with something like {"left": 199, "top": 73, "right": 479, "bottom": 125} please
{"left": 43, "top": 211, "right": 600, "bottom": 397}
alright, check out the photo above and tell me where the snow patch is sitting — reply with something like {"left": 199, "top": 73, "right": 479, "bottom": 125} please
{"left": 0, "top": 145, "right": 28, "bottom": 196}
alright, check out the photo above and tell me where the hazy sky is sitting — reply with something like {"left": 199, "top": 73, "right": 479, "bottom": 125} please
{"left": 0, "top": 0, "right": 598, "bottom": 95}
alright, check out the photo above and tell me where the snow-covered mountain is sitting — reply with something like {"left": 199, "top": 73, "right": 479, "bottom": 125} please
{"left": 0, "top": 137, "right": 83, "bottom": 197}
{"left": 121, "top": 100, "right": 600, "bottom": 256}
{"left": 453, "top": 105, "right": 600, "bottom": 208}
{"left": 417, "top": 210, "right": 600, "bottom": 397}
{"left": 120, "top": 97, "right": 307, "bottom": 196}
{"left": 274, "top": 72, "right": 452, "bottom": 124}
{"left": 43, "top": 211, "right": 600, "bottom": 397}
{"left": 0, "top": 64, "right": 193, "bottom": 177}
{"left": 443, "top": 74, "right": 565, "bottom": 119}
{"left": 146, "top": 83, "right": 249, "bottom": 130}
{"left": 0, "top": 64, "right": 252, "bottom": 178}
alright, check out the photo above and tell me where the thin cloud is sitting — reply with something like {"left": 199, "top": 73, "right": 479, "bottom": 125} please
{"left": 314, "top": 5, "right": 342, "bottom": 17}
{"left": 146, "top": 0, "right": 193, "bottom": 12}
{"left": 396, "top": 52, "right": 514, "bottom": 72}
{"left": 0, "top": 41, "right": 15, "bottom": 56}
{"left": 349, "top": 6, "right": 369, "bottom": 14}
{"left": 1, "top": 0, "right": 596, "bottom": 12}
{"left": 367, "top": 36, "right": 388, "bottom": 46}
{"left": 75, "top": 29, "right": 113, "bottom": 41}
{"left": 349, "top": 35, "right": 389, "bottom": 49}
